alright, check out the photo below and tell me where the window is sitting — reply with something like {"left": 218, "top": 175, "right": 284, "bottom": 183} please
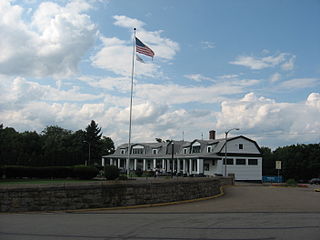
{"left": 152, "top": 149, "right": 158, "bottom": 154}
{"left": 204, "top": 163, "right": 210, "bottom": 171}
{"left": 132, "top": 148, "right": 143, "bottom": 154}
{"left": 239, "top": 144, "right": 244, "bottom": 150}
{"left": 223, "top": 158, "right": 234, "bottom": 165}
{"left": 236, "top": 159, "right": 246, "bottom": 165}
{"left": 183, "top": 148, "right": 188, "bottom": 154}
{"left": 120, "top": 149, "right": 126, "bottom": 154}
{"left": 207, "top": 146, "right": 212, "bottom": 153}
{"left": 248, "top": 159, "right": 258, "bottom": 165}
{"left": 192, "top": 146, "right": 201, "bottom": 153}
{"left": 227, "top": 158, "right": 234, "bottom": 165}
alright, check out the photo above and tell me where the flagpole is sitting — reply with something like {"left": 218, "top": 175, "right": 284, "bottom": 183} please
{"left": 127, "top": 28, "right": 136, "bottom": 177}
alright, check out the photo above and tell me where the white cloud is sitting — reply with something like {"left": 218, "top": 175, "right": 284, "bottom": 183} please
{"left": 280, "top": 78, "right": 319, "bottom": 89}
{"left": 91, "top": 36, "right": 160, "bottom": 77}
{"left": 281, "top": 56, "right": 295, "bottom": 71}
{"left": 0, "top": 76, "right": 102, "bottom": 108}
{"left": 134, "top": 79, "right": 259, "bottom": 105}
{"left": 113, "top": 15, "right": 145, "bottom": 29}
{"left": 184, "top": 74, "right": 213, "bottom": 82}
{"left": 270, "top": 72, "right": 281, "bottom": 82}
{"left": 215, "top": 92, "right": 320, "bottom": 147}
{"left": 91, "top": 15, "right": 179, "bottom": 78}
{"left": 218, "top": 74, "right": 239, "bottom": 79}
{"left": 201, "top": 41, "right": 215, "bottom": 49}
{"left": 230, "top": 52, "right": 295, "bottom": 71}
{"left": 0, "top": 0, "right": 97, "bottom": 78}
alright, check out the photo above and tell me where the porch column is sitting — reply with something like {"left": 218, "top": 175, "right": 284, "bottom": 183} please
{"left": 183, "top": 159, "right": 186, "bottom": 174}
{"left": 153, "top": 159, "right": 157, "bottom": 169}
{"left": 109, "top": 159, "right": 113, "bottom": 166}
{"left": 143, "top": 159, "right": 146, "bottom": 171}
{"left": 162, "top": 159, "right": 165, "bottom": 171}
{"left": 167, "top": 159, "right": 170, "bottom": 172}
{"left": 172, "top": 159, "right": 175, "bottom": 172}
{"left": 177, "top": 160, "right": 181, "bottom": 173}
{"left": 197, "top": 159, "right": 203, "bottom": 174}
{"left": 134, "top": 159, "right": 137, "bottom": 170}
{"left": 189, "top": 159, "right": 192, "bottom": 174}
{"left": 101, "top": 157, "right": 105, "bottom": 167}
{"left": 118, "top": 159, "right": 121, "bottom": 168}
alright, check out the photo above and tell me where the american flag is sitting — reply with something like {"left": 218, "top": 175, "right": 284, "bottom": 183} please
{"left": 135, "top": 37, "right": 155, "bottom": 58}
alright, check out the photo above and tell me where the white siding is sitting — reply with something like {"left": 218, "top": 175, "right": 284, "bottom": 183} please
{"left": 221, "top": 137, "right": 260, "bottom": 154}
{"left": 224, "top": 157, "right": 262, "bottom": 180}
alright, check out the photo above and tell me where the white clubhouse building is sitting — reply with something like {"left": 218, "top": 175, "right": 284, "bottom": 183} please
{"left": 102, "top": 131, "right": 262, "bottom": 181}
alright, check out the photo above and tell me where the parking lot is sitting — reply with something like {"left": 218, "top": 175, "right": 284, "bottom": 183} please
{"left": 1, "top": 183, "right": 319, "bottom": 240}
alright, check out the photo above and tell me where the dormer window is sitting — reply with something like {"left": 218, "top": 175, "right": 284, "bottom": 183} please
{"left": 183, "top": 148, "right": 188, "bottom": 154}
{"left": 192, "top": 146, "right": 201, "bottom": 153}
{"left": 152, "top": 149, "right": 158, "bottom": 154}
{"left": 120, "top": 149, "right": 126, "bottom": 154}
{"left": 192, "top": 142, "right": 201, "bottom": 153}
{"left": 132, "top": 145, "right": 144, "bottom": 154}
{"left": 207, "top": 146, "right": 212, "bottom": 153}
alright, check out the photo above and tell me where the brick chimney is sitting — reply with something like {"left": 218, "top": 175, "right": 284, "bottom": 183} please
{"left": 209, "top": 130, "right": 216, "bottom": 140}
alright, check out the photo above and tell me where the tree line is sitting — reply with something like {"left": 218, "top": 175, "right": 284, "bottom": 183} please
{"left": 0, "top": 120, "right": 114, "bottom": 167}
{"left": 261, "top": 144, "right": 320, "bottom": 181}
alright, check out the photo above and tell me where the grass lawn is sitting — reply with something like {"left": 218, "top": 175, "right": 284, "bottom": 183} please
{"left": 0, "top": 179, "right": 100, "bottom": 185}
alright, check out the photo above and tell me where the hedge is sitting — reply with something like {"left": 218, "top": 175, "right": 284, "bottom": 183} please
{"left": 104, "top": 165, "right": 119, "bottom": 180}
{"left": 1, "top": 165, "right": 98, "bottom": 180}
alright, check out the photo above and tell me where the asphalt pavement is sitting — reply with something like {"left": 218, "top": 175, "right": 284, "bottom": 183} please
{"left": 1, "top": 183, "right": 319, "bottom": 240}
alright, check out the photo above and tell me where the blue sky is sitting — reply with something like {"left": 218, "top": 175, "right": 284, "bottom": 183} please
{"left": 0, "top": 0, "right": 319, "bottom": 149}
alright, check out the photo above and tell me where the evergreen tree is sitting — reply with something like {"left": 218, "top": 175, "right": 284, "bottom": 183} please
{"left": 85, "top": 120, "right": 102, "bottom": 165}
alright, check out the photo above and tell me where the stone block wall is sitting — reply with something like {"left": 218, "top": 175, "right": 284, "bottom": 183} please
{"left": 0, "top": 178, "right": 222, "bottom": 212}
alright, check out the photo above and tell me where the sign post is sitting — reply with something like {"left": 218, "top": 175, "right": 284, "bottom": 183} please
{"left": 276, "top": 161, "right": 282, "bottom": 183}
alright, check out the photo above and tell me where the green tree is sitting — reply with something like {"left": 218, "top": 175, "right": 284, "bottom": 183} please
{"left": 261, "top": 146, "right": 276, "bottom": 176}
{"left": 0, "top": 126, "right": 21, "bottom": 165}
{"left": 41, "top": 126, "right": 72, "bottom": 166}
{"left": 85, "top": 120, "right": 102, "bottom": 165}
{"left": 100, "top": 136, "right": 115, "bottom": 156}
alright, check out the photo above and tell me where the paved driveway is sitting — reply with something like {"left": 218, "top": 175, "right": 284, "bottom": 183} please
{"left": 1, "top": 184, "right": 319, "bottom": 240}
{"left": 105, "top": 183, "right": 320, "bottom": 213}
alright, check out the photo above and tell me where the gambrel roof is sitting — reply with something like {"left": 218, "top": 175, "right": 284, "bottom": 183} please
{"left": 103, "top": 135, "right": 262, "bottom": 159}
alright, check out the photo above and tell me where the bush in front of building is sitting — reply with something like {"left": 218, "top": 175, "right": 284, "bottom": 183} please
{"left": 104, "top": 165, "right": 119, "bottom": 180}
{"left": 73, "top": 165, "right": 99, "bottom": 180}
{"left": 1, "top": 165, "right": 97, "bottom": 180}
{"left": 286, "top": 178, "right": 297, "bottom": 186}
{"left": 135, "top": 168, "right": 143, "bottom": 177}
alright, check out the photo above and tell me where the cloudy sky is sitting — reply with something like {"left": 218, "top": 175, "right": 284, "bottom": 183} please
{"left": 1, "top": 0, "right": 319, "bottom": 149}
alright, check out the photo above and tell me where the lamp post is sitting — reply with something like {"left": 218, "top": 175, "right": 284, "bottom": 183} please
{"left": 83, "top": 140, "right": 91, "bottom": 166}
{"left": 224, "top": 128, "right": 240, "bottom": 177}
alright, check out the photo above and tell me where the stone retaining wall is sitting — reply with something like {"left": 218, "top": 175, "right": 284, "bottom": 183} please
{"left": 0, "top": 178, "right": 228, "bottom": 212}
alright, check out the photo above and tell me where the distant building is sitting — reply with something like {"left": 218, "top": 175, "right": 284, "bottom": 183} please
{"left": 102, "top": 130, "right": 262, "bottom": 181}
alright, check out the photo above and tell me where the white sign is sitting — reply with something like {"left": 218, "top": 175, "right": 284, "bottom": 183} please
{"left": 276, "top": 161, "right": 282, "bottom": 170}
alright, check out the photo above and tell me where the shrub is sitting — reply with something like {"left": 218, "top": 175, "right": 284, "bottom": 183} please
{"left": 286, "top": 178, "right": 297, "bottom": 186}
{"left": 104, "top": 165, "right": 119, "bottom": 180}
{"left": 143, "top": 171, "right": 155, "bottom": 177}
{"left": 73, "top": 165, "right": 99, "bottom": 180}
{"left": 135, "top": 168, "right": 143, "bottom": 177}
{"left": 117, "top": 175, "right": 128, "bottom": 180}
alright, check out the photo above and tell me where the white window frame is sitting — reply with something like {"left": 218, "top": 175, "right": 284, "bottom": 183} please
{"left": 132, "top": 145, "right": 144, "bottom": 155}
